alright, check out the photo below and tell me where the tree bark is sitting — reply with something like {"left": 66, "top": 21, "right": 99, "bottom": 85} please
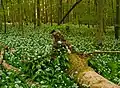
{"left": 58, "top": 0, "right": 62, "bottom": 25}
{"left": 51, "top": 31, "right": 120, "bottom": 88}
{"left": 17, "top": 0, "right": 21, "bottom": 29}
{"left": 96, "top": 0, "right": 104, "bottom": 48}
{"left": 68, "top": 53, "right": 120, "bottom": 88}
{"left": 10, "top": 1, "right": 15, "bottom": 26}
{"left": 45, "top": 0, "right": 48, "bottom": 24}
{"left": 2, "top": 0, "right": 6, "bottom": 33}
{"left": 115, "top": 0, "right": 120, "bottom": 40}
{"left": 88, "top": 0, "right": 90, "bottom": 28}
{"left": 37, "top": 0, "right": 40, "bottom": 26}
{"left": 50, "top": 0, "right": 53, "bottom": 26}
{"left": 0, "top": 0, "right": 2, "bottom": 32}
{"left": 33, "top": 0, "right": 36, "bottom": 29}
{"left": 65, "top": 0, "right": 69, "bottom": 23}
{"left": 42, "top": 0, "right": 45, "bottom": 23}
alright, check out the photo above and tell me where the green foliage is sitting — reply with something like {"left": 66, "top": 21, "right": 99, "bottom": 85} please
{"left": 62, "top": 24, "right": 120, "bottom": 84}
{"left": 89, "top": 54, "right": 120, "bottom": 84}
{"left": 0, "top": 25, "right": 78, "bottom": 88}
{"left": 0, "top": 24, "right": 120, "bottom": 87}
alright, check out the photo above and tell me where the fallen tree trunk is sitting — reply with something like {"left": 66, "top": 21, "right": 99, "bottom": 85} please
{"left": 51, "top": 30, "right": 120, "bottom": 88}
{"left": 68, "top": 53, "right": 120, "bottom": 88}
{"left": 1, "top": 60, "right": 41, "bottom": 87}
{"left": 0, "top": 49, "right": 41, "bottom": 87}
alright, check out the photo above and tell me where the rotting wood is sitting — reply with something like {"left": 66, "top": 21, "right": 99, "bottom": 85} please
{"left": 1, "top": 59, "right": 41, "bottom": 87}
{"left": 51, "top": 30, "right": 120, "bottom": 88}
{"left": 0, "top": 49, "right": 41, "bottom": 87}
{"left": 68, "top": 53, "right": 120, "bottom": 88}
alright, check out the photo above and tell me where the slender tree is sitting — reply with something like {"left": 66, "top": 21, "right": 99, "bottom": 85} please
{"left": 114, "top": 0, "right": 120, "bottom": 42}
{"left": 94, "top": 0, "right": 97, "bottom": 26}
{"left": 111, "top": 0, "right": 114, "bottom": 26}
{"left": 37, "top": 0, "right": 40, "bottom": 26}
{"left": 33, "top": 0, "right": 36, "bottom": 29}
{"left": 73, "top": 0, "right": 77, "bottom": 24}
{"left": 88, "top": 0, "right": 90, "bottom": 28}
{"left": 42, "top": 0, "right": 45, "bottom": 23}
{"left": 50, "top": 0, "right": 53, "bottom": 26}
{"left": 58, "top": 0, "right": 62, "bottom": 24}
{"left": 2, "top": 0, "right": 6, "bottom": 33}
{"left": 45, "top": 0, "right": 48, "bottom": 23}
{"left": 10, "top": 0, "right": 15, "bottom": 26}
{"left": 17, "top": 0, "right": 21, "bottom": 29}
{"left": 65, "top": 0, "right": 69, "bottom": 23}
{"left": 21, "top": 1, "right": 24, "bottom": 34}
{"left": 96, "top": 0, "right": 104, "bottom": 48}
{"left": 23, "top": 0, "right": 28, "bottom": 25}
{"left": 103, "top": 0, "right": 106, "bottom": 32}
{"left": 0, "top": 0, "right": 2, "bottom": 31}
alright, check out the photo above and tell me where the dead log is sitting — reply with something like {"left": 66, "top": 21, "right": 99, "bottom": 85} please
{"left": 0, "top": 49, "right": 41, "bottom": 87}
{"left": 51, "top": 30, "right": 120, "bottom": 88}
{"left": 1, "top": 60, "right": 40, "bottom": 87}
{"left": 68, "top": 53, "right": 120, "bottom": 88}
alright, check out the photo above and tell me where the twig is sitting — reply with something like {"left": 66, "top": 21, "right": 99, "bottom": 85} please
{"left": 87, "top": 50, "right": 120, "bottom": 55}
{"left": 94, "top": 50, "right": 120, "bottom": 53}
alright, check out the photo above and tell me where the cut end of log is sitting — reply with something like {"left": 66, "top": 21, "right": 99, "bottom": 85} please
{"left": 78, "top": 71, "right": 120, "bottom": 88}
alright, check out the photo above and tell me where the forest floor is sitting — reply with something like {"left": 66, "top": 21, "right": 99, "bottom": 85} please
{"left": 0, "top": 24, "right": 120, "bottom": 88}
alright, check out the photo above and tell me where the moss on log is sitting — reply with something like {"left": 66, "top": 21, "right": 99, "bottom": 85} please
{"left": 67, "top": 53, "right": 120, "bottom": 88}
{"left": 51, "top": 30, "right": 120, "bottom": 88}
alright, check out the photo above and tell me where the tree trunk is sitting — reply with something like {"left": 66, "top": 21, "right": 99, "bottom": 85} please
{"left": 0, "top": 0, "right": 2, "bottom": 32}
{"left": 37, "top": 0, "right": 40, "bottom": 26}
{"left": 42, "top": 0, "right": 45, "bottom": 23}
{"left": 45, "top": 0, "right": 48, "bottom": 24}
{"left": 10, "top": 1, "right": 15, "bottom": 27}
{"left": 58, "top": 0, "right": 62, "bottom": 25}
{"left": 65, "top": 0, "right": 69, "bottom": 23}
{"left": 94, "top": 0, "right": 97, "bottom": 26}
{"left": 33, "top": 0, "right": 36, "bottom": 29}
{"left": 73, "top": 0, "right": 77, "bottom": 24}
{"left": 2, "top": 0, "right": 6, "bottom": 33}
{"left": 52, "top": 31, "right": 120, "bottom": 88}
{"left": 50, "top": 0, "right": 53, "bottom": 26}
{"left": 115, "top": 0, "right": 120, "bottom": 41}
{"left": 88, "top": 0, "right": 90, "bottom": 28}
{"left": 68, "top": 53, "right": 120, "bottom": 88}
{"left": 96, "top": 0, "right": 104, "bottom": 48}
{"left": 111, "top": 0, "right": 114, "bottom": 26}
{"left": 21, "top": 2, "right": 24, "bottom": 35}
{"left": 17, "top": 0, "right": 21, "bottom": 29}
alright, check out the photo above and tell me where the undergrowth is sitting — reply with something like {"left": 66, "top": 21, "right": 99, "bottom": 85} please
{"left": 0, "top": 24, "right": 120, "bottom": 88}
{"left": 0, "top": 24, "right": 78, "bottom": 88}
